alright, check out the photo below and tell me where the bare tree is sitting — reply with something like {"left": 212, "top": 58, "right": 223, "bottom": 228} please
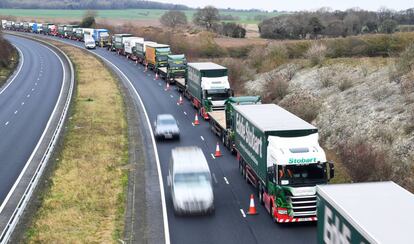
{"left": 160, "top": 10, "right": 187, "bottom": 28}
{"left": 193, "top": 6, "right": 219, "bottom": 30}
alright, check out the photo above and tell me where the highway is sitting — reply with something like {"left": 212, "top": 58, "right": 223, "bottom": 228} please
{"left": 17, "top": 33, "right": 317, "bottom": 244}
{"left": 0, "top": 35, "right": 64, "bottom": 206}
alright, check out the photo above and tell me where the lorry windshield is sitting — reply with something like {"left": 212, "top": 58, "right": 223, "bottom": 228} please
{"left": 174, "top": 172, "right": 211, "bottom": 185}
{"left": 157, "top": 56, "right": 168, "bottom": 62}
{"left": 278, "top": 163, "right": 326, "bottom": 186}
{"left": 206, "top": 89, "right": 230, "bottom": 101}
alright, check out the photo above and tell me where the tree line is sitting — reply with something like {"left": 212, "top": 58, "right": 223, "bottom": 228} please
{"left": 259, "top": 8, "right": 414, "bottom": 39}
{"left": 160, "top": 7, "right": 246, "bottom": 38}
{"left": 0, "top": 0, "right": 189, "bottom": 10}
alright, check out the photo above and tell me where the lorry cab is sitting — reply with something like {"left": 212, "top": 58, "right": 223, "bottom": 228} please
{"left": 265, "top": 133, "right": 334, "bottom": 222}
{"left": 93, "top": 29, "right": 110, "bottom": 46}
{"left": 168, "top": 147, "right": 214, "bottom": 215}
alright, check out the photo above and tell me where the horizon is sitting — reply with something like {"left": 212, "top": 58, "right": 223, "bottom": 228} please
{"left": 157, "top": 0, "right": 413, "bottom": 12}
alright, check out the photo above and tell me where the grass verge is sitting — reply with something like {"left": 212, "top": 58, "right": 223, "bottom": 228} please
{"left": 0, "top": 48, "right": 18, "bottom": 87}
{"left": 25, "top": 43, "right": 128, "bottom": 243}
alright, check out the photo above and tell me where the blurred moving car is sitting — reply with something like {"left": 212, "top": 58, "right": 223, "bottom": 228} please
{"left": 154, "top": 114, "right": 180, "bottom": 140}
{"left": 84, "top": 34, "right": 96, "bottom": 49}
{"left": 168, "top": 147, "right": 214, "bottom": 215}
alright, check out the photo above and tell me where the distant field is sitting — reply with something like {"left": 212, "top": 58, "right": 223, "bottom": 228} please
{"left": 0, "top": 8, "right": 280, "bottom": 24}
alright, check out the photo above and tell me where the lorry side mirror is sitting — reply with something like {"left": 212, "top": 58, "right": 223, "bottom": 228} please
{"left": 329, "top": 161, "right": 335, "bottom": 179}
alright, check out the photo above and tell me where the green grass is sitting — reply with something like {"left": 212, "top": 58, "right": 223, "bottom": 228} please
{"left": 0, "top": 8, "right": 281, "bottom": 24}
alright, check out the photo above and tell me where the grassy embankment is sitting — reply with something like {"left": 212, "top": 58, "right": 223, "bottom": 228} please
{"left": 0, "top": 8, "right": 279, "bottom": 24}
{"left": 0, "top": 37, "right": 18, "bottom": 87}
{"left": 25, "top": 42, "right": 128, "bottom": 242}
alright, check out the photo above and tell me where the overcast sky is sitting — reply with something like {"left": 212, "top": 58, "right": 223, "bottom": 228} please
{"left": 158, "top": 0, "right": 413, "bottom": 11}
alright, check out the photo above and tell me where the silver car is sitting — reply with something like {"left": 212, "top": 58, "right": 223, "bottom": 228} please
{"left": 154, "top": 114, "right": 180, "bottom": 140}
{"left": 168, "top": 147, "right": 214, "bottom": 215}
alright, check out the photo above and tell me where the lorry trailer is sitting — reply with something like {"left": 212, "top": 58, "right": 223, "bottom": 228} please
{"left": 158, "top": 54, "right": 187, "bottom": 82}
{"left": 317, "top": 182, "right": 414, "bottom": 244}
{"left": 185, "top": 62, "right": 232, "bottom": 119}
{"left": 234, "top": 104, "right": 334, "bottom": 223}
{"left": 93, "top": 29, "right": 110, "bottom": 47}
{"left": 209, "top": 96, "right": 261, "bottom": 151}
{"left": 135, "top": 41, "right": 156, "bottom": 64}
{"left": 145, "top": 43, "right": 171, "bottom": 70}
{"left": 112, "top": 33, "right": 133, "bottom": 53}
{"left": 124, "top": 37, "right": 144, "bottom": 60}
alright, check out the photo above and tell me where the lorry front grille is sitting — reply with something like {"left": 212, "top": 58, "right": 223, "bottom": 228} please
{"left": 289, "top": 195, "right": 317, "bottom": 217}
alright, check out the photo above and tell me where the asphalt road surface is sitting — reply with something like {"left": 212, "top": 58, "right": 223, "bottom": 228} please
{"left": 18, "top": 33, "right": 317, "bottom": 244}
{"left": 0, "top": 35, "right": 63, "bottom": 207}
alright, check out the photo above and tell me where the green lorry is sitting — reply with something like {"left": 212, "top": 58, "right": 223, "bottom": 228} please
{"left": 65, "top": 25, "right": 79, "bottom": 39}
{"left": 110, "top": 34, "right": 133, "bottom": 52}
{"left": 208, "top": 96, "right": 261, "bottom": 151}
{"left": 317, "top": 182, "right": 413, "bottom": 244}
{"left": 234, "top": 104, "right": 334, "bottom": 223}
{"left": 57, "top": 24, "right": 66, "bottom": 37}
{"left": 134, "top": 41, "right": 156, "bottom": 64}
{"left": 145, "top": 43, "right": 171, "bottom": 70}
{"left": 158, "top": 54, "right": 187, "bottom": 82}
{"left": 181, "top": 62, "right": 233, "bottom": 119}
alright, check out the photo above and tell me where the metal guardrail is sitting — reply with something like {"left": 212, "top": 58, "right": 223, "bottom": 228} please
{"left": 0, "top": 36, "right": 74, "bottom": 243}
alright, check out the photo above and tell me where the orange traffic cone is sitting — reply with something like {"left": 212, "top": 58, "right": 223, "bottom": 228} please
{"left": 154, "top": 73, "right": 159, "bottom": 80}
{"left": 214, "top": 142, "right": 222, "bottom": 157}
{"left": 164, "top": 82, "right": 170, "bottom": 91}
{"left": 177, "top": 95, "right": 183, "bottom": 105}
{"left": 194, "top": 114, "right": 200, "bottom": 126}
{"left": 247, "top": 194, "right": 258, "bottom": 215}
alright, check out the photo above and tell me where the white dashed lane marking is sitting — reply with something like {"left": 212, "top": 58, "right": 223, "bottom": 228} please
{"left": 224, "top": 177, "right": 229, "bottom": 185}
{"left": 5, "top": 121, "right": 9, "bottom": 126}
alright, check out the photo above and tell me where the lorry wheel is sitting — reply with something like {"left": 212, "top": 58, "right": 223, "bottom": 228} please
{"left": 258, "top": 186, "right": 264, "bottom": 205}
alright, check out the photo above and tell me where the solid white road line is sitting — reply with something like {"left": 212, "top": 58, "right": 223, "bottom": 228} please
{"left": 91, "top": 53, "right": 171, "bottom": 244}
{"left": 0, "top": 42, "right": 66, "bottom": 216}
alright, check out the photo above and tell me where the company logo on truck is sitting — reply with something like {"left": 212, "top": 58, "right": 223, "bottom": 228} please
{"left": 288, "top": 157, "right": 317, "bottom": 164}
{"left": 323, "top": 205, "right": 363, "bottom": 244}
{"left": 236, "top": 113, "right": 263, "bottom": 158}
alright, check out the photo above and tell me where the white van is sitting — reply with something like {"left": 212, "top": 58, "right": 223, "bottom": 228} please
{"left": 84, "top": 35, "right": 96, "bottom": 49}
{"left": 168, "top": 147, "right": 214, "bottom": 215}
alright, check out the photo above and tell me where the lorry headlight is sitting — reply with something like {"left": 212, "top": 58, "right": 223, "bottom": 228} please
{"left": 278, "top": 209, "right": 288, "bottom": 215}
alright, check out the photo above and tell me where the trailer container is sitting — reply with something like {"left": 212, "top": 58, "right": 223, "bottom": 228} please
{"left": 158, "top": 54, "right": 187, "bottom": 82}
{"left": 135, "top": 41, "right": 156, "bottom": 64}
{"left": 145, "top": 43, "right": 171, "bottom": 70}
{"left": 234, "top": 104, "right": 334, "bottom": 223}
{"left": 208, "top": 96, "right": 261, "bottom": 151}
{"left": 93, "top": 29, "right": 110, "bottom": 47}
{"left": 112, "top": 34, "right": 133, "bottom": 52}
{"left": 65, "top": 25, "right": 79, "bottom": 39}
{"left": 124, "top": 37, "right": 144, "bottom": 60}
{"left": 317, "top": 182, "right": 414, "bottom": 244}
{"left": 1, "top": 20, "right": 6, "bottom": 29}
{"left": 185, "top": 62, "right": 232, "bottom": 118}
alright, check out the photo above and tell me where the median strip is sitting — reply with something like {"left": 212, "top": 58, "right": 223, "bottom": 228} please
{"left": 25, "top": 43, "right": 128, "bottom": 243}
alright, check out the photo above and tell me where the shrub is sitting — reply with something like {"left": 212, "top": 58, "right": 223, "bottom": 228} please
{"left": 219, "top": 58, "right": 255, "bottom": 95}
{"left": 80, "top": 10, "right": 96, "bottom": 28}
{"left": 317, "top": 69, "right": 334, "bottom": 88}
{"left": 337, "top": 139, "right": 392, "bottom": 182}
{"left": 279, "top": 91, "right": 321, "bottom": 123}
{"left": 226, "top": 45, "right": 253, "bottom": 58}
{"left": 305, "top": 42, "right": 327, "bottom": 66}
{"left": 372, "top": 86, "right": 394, "bottom": 101}
{"left": 261, "top": 75, "right": 289, "bottom": 103}
{"left": 160, "top": 10, "right": 188, "bottom": 28}
{"left": 338, "top": 77, "right": 353, "bottom": 91}
{"left": 219, "top": 22, "right": 246, "bottom": 38}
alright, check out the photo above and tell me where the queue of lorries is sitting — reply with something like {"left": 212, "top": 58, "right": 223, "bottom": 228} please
{"left": 3, "top": 19, "right": 414, "bottom": 244}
